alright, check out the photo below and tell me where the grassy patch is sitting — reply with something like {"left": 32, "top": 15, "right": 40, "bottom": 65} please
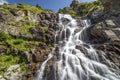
{"left": 96, "top": 25, "right": 102, "bottom": 30}
{"left": 58, "top": 0, "right": 103, "bottom": 17}
{"left": 17, "top": 3, "right": 44, "bottom": 14}
{"left": 0, "top": 8, "right": 11, "bottom": 14}
{"left": 0, "top": 31, "right": 11, "bottom": 42}
{"left": 7, "top": 38, "right": 40, "bottom": 51}
{"left": 7, "top": 39, "right": 30, "bottom": 51}
{"left": 0, "top": 54, "right": 28, "bottom": 75}
{"left": 41, "top": 26, "right": 48, "bottom": 32}
{"left": 0, "top": 55, "right": 19, "bottom": 75}
{"left": 20, "top": 22, "right": 38, "bottom": 36}
{"left": 2, "top": 3, "right": 44, "bottom": 13}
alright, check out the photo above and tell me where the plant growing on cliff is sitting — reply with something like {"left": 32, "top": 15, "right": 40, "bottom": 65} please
{"left": 0, "top": 31, "right": 11, "bottom": 41}
{"left": 58, "top": 0, "right": 103, "bottom": 17}
{"left": 0, "top": 55, "right": 19, "bottom": 74}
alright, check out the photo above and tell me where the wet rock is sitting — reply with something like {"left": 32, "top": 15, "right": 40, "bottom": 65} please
{"left": 66, "top": 28, "right": 70, "bottom": 39}
{"left": 75, "top": 45, "right": 87, "bottom": 54}
{"left": 61, "top": 17, "right": 70, "bottom": 25}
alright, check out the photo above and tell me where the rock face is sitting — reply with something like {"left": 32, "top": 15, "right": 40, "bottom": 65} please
{"left": 0, "top": 4, "right": 58, "bottom": 80}
{"left": 102, "top": 0, "right": 120, "bottom": 13}
{"left": 83, "top": 0, "right": 120, "bottom": 72}
{"left": 60, "top": 0, "right": 120, "bottom": 75}
{"left": 0, "top": 0, "right": 120, "bottom": 80}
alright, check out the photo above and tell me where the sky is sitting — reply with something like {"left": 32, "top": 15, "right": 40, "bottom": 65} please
{"left": 0, "top": 0, "right": 95, "bottom": 12}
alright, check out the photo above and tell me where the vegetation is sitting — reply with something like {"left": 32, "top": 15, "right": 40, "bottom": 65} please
{"left": 0, "top": 8, "right": 11, "bottom": 14}
{"left": 20, "top": 22, "right": 36, "bottom": 36}
{"left": 0, "top": 55, "right": 21, "bottom": 75}
{"left": 17, "top": 3, "right": 44, "bottom": 14}
{"left": 6, "top": 38, "right": 40, "bottom": 51}
{"left": 0, "top": 54, "right": 28, "bottom": 75}
{"left": 58, "top": 0, "right": 103, "bottom": 18}
{"left": 1, "top": 3, "right": 44, "bottom": 14}
{"left": 0, "top": 3, "right": 55, "bottom": 79}
{"left": 0, "top": 31, "right": 11, "bottom": 41}
{"left": 41, "top": 26, "right": 48, "bottom": 32}
{"left": 7, "top": 38, "right": 30, "bottom": 51}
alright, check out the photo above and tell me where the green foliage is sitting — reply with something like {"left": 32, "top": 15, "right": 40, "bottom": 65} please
{"left": 6, "top": 38, "right": 40, "bottom": 51}
{"left": 21, "top": 22, "right": 38, "bottom": 36}
{"left": 58, "top": 9, "right": 64, "bottom": 13}
{"left": 0, "top": 8, "right": 11, "bottom": 14}
{"left": 20, "top": 63, "right": 26, "bottom": 73}
{"left": 1, "top": 3, "right": 45, "bottom": 14}
{"left": 0, "top": 31, "right": 11, "bottom": 41}
{"left": 2, "top": 4, "right": 18, "bottom": 10}
{"left": 94, "top": 0, "right": 102, "bottom": 5}
{"left": 58, "top": 0, "right": 103, "bottom": 18}
{"left": 96, "top": 25, "right": 102, "bottom": 29}
{"left": 17, "top": 3, "right": 44, "bottom": 14}
{"left": 58, "top": 9, "right": 77, "bottom": 17}
{"left": 0, "top": 55, "right": 19, "bottom": 74}
{"left": 77, "top": 0, "right": 103, "bottom": 16}
{"left": 7, "top": 39, "right": 30, "bottom": 51}
{"left": 0, "top": 54, "right": 28, "bottom": 74}
{"left": 66, "top": 10, "right": 76, "bottom": 17}
{"left": 41, "top": 26, "right": 48, "bottom": 32}
{"left": 18, "top": 54, "right": 28, "bottom": 73}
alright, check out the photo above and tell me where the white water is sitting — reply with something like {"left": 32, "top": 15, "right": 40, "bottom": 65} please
{"left": 35, "top": 53, "right": 53, "bottom": 80}
{"left": 36, "top": 14, "right": 120, "bottom": 80}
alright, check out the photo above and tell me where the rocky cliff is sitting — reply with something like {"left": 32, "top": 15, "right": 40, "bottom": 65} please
{"left": 58, "top": 0, "right": 120, "bottom": 74}
{"left": 0, "top": 0, "right": 120, "bottom": 80}
{"left": 0, "top": 3, "right": 58, "bottom": 80}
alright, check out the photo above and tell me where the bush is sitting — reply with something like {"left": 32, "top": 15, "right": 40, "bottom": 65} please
{"left": 0, "top": 31, "right": 11, "bottom": 41}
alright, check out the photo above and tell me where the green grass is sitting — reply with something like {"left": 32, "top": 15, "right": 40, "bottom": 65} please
{"left": 0, "top": 31, "right": 11, "bottom": 42}
{"left": 20, "top": 22, "right": 38, "bottom": 36}
{"left": 2, "top": 4, "right": 19, "bottom": 10}
{"left": 0, "top": 54, "right": 28, "bottom": 75}
{"left": 58, "top": 0, "right": 103, "bottom": 17}
{"left": 17, "top": 3, "right": 44, "bottom": 14}
{"left": 1, "top": 3, "right": 44, "bottom": 14}
{"left": 0, "top": 8, "right": 11, "bottom": 14}
{"left": 7, "top": 38, "right": 40, "bottom": 51}
{"left": 41, "top": 26, "right": 48, "bottom": 32}
{"left": 0, "top": 55, "right": 19, "bottom": 75}
{"left": 96, "top": 25, "right": 102, "bottom": 30}
{"left": 7, "top": 39, "right": 30, "bottom": 51}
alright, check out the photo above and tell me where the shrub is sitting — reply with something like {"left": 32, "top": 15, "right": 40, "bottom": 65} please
{"left": 0, "top": 31, "right": 11, "bottom": 41}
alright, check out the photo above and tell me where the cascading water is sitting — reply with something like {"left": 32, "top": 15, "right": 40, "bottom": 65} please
{"left": 36, "top": 14, "right": 120, "bottom": 80}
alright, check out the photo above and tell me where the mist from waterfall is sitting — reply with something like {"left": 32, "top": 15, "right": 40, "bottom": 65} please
{"left": 35, "top": 14, "right": 120, "bottom": 80}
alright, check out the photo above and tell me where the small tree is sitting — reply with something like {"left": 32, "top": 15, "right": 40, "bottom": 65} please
{"left": 35, "top": 4, "right": 42, "bottom": 9}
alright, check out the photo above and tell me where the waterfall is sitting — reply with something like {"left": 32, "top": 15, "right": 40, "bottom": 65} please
{"left": 35, "top": 14, "right": 120, "bottom": 80}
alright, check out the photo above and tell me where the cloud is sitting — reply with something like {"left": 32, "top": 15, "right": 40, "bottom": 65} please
{"left": 0, "top": 0, "right": 8, "bottom": 5}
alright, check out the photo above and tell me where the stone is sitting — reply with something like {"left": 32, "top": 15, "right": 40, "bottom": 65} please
{"left": 104, "top": 30, "right": 119, "bottom": 41}
{"left": 105, "top": 20, "right": 116, "bottom": 28}
{"left": 3, "top": 65, "right": 22, "bottom": 80}
{"left": 75, "top": 45, "right": 87, "bottom": 54}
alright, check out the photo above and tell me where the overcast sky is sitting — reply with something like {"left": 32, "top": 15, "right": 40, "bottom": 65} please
{"left": 0, "top": 0, "right": 95, "bottom": 12}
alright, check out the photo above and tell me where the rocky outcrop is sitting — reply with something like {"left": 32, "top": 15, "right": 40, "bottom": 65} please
{"left": 102, "top": 0, "right": 120, "bottom": 14}
{"left": 0, "top": 4, "right": 58, "bottom": 80}
{"left": 84, "top": 0, "right": 120, "bottom": 72}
